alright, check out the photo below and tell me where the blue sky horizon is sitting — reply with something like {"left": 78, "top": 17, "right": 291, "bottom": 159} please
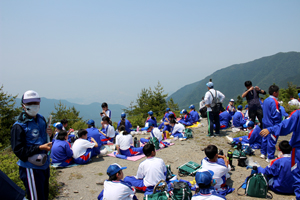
{"left": 1, "top": 1, "right": 300, "bottom": 107}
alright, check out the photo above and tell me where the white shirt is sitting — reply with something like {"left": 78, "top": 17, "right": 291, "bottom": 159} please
{"left": 72, "top": 138, "right": 95, "bottom": 159}
{"left": 288, "top": 99, "right": 300, "bottom": 107}
{"left": 200, "top": 158, "right": 230, "bottom": 190}
{"left": 106, "top": 124, "right": 115, "bottom": 138}
{"left": 103, "top": 180, "right": 135, "bottom": 200}
{"left": 115, "top": 134, "right": 133, "bottom": 150}
{"left": 199, "top": 100, "right": 206, "bottom": 110}
{"left": 204, "top": 89, "right": 225, "bottom": 112}
{"left": 136, "top": 157, "right": 167, "bottom": 187}
{"left": 172, "top": 123, "right": 185, "bottom": 134}
{"left": 151, "top": 127, "right": 162, "bottom": 141}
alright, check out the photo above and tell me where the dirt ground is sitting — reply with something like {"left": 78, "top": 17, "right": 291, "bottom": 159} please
{"left": 55, "top": 119, "right": 296, "bottom": 200}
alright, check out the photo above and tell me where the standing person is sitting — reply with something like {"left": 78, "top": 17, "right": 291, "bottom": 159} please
{"left": 261, "top": 85, "right": 282, "bottom": 162}
{"left": 204, "top": 80, "right": 225, "bottom": 137}
{"left": 226, "top": 99, "right": 236, "bottom": 117}
{"left": 11, "top": 90, "right": 53, "bottom": 200}
{"left": 100, "top": 102, "right": 111, "bottom": 128}
{"left": 86, "top": 119, "right": 102, "bottom": 157}
{"left": 260, "top": 110, "right": 300, "bottom": 199}
{"left": 242, "top": 81, "right": 266, "bottom": 129}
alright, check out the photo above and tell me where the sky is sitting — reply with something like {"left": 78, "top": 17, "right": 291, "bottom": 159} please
{"left": 1, "top": 0, "right": 300, "bottom": 107}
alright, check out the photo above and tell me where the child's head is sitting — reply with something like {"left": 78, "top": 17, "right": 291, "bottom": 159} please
{"left": 148, "top": 110, "right": 153, "bottom": 116}
{"left": 56, "top": 130, "right": 68, "bottom": 141}
{"left": 204, "top": 145, "right": 218, "bottom": 160}
{"left": 166, "top": 108, "right": 170, "bottom": 112}
{"left": 269, "top": 85, "right": 279, "bottom": 97}
{"left": 143, "top": 144, "right": 155, "bottom": 157}
{"left": 118, "top": 125, "right": 129, "bottom": 135}
{"left": 78, "top": 129, "right": 88, "bottom": 139}
{"left": 168, "top": 114, "right": 175, "bottom": 121}
{"left": 101, "top": 102, "right": 108, "bottom": 110}
{"left": 87, "top": 119, "right": 95, "bottom": 128}
{"left": 229, "top": 99, "right": 234, "bottom": 105}
{"left": 169, "top": 119, "right": 176, "bottom": 127}
{"left": 102, "top": 116, "right": 110, "bottom": 124}
{"left": 189, "top": 105, "right": 195, "bottom": 110}
{"left": 53, "top": 122, "right": 63, "bottom": 132}
{"left": 245, "top": 105, "right": 248, "bottom": 110}
{"left": 180, "top": 109, "right": 187, "bottom": 115}
{"left": 279, "top": 140, "right": 292, "bottom": 154}
{"left": 61, "top": 119, "right": 68, "bottom": 128}
{"left": 237, "top": 105, "right": 243, "bottom": 111}
{"left": 244, "top": 80, "right": 252, "bottom": 89}
{"left": 107, "top": 163, "right": 127, "bottom": 181}
{"left": 195, "top": 169, "right": 215, "bottom": 189}
{"left": 247, "top": 121, "right": 255, "bottom": 130}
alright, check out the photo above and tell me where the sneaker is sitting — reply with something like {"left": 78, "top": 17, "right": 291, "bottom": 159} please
{"left": 260, "top": 154, "right": 266, "bottom": 159}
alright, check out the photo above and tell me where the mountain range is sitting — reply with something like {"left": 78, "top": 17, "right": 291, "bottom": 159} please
{"left": 167, "top": 51, "right": 300, "bottom": 109}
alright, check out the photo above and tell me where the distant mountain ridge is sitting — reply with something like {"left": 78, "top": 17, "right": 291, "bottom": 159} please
{"left": 167, "top": 52, "right": 300, "bottom": 109}
{"left": 16, "top": 97, "right": 127, "bottom": 126}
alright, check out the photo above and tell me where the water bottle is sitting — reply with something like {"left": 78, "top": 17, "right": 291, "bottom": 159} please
{"left": 137, "top": 139, "right": 140, "bottom": 147}
{"left": 134, "top": 137, "right": 137, "bottom": 147}
{"left": 137, "top": 126, "right": 139, "bottom": 132}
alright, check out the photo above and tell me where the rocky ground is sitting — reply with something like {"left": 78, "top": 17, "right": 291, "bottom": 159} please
{"left": 55, "top": 119, "right": 296, "bottom": 200}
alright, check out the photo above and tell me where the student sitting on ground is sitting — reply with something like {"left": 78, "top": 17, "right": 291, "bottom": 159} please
{"left": 141, "top": 111, "right": 158, "bottom": 131}
{"left": 51, "top": 130, "right": 74, "bottom": 167}
{"left": 98, "top": 163, "right": 137, "bottom": 200}
{"left": 170, "top": 119, "right": 187, "bottom": 141}
{"left": 99, "top": 116, "right": 116, "bottom": 144}
{"left": 116, "top": 125, "right": 144, "bottom": 156}
{"left": 214, "top": 111, "right": 232, "bottom": 130}
{"left": 158, "top": 108, "right": 176, "bottom": 130}
{"left": 160, "top": 113, "right": 176, "bottom": 136}
{"left": 178, "top": 109, "right": 193, "bottom": 126}
{"left": 192, "top": 169, "right": 226, "bottom": 200}
{"left": 117, "top": 112, "right": 133, "bottom": 134}
{"left": 247, "top": 140, "right": 295, "bottom": 195}
{"left": 232, "top": 105, "right": 247, "bottom": 129}
{"left": 189, "top": 104, "right": 200, "bottom": 124}
{"left": 52, "top": 122, "right": 63, "bottom": 143}
{"left": 140, "top": 122, "right": 168, "bottom": 148}
{"left": 226, "top": 99, "right": 236, "bottom": 116}
{"left": 200, "top": 145, "right": 232, "bottom": 194}
{"left": 124, "top": 144, "right": 167, "bottom": 195}
{"left": 86, "top": 119, "right": 102, "bottom": 157}
{"left": 228, "top": 121, "right": 262, "bottom": 149}
{"left": 72, "top": 129, "right": 98, "bottom": 164}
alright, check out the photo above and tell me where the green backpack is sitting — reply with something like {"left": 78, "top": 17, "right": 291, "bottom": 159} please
{"left": 184, "top": 128, "right": 193, "bottom": 139}
{"left": 171, "top": 181, "right": 192, "bottom": 200}
{"left": 144, "top": 180, "right": 169, "bottom": 200}
{"left": 148, "top": 136, "right": 160, "bottom": 150}
{"left": 177, "top": 161, "right": 201, "bottom": 177}
{"left": 238, "top": 173, "right": 272, "bottom": 199}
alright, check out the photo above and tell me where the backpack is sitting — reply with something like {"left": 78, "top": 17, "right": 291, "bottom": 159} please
{"left": 171, "top": 181, "right": 192, "bottom": 200}
{"left": 144, "top": 180, "right": 169, "bottom": 200}
{"left": 148, "top": 137, "right": 160, "bottom": 150}
{"left": 199, "top": 107, "right": 207, "bottom": 118}
{"left": 209, "top": 90, "right": 222, "bottom": 113}
{"left": 177, "top": 161, "right": 201, "bottom": 177}
{"left": 184, "top": 128, "right": 193, "bottom": 139}
{"left": 238, "top": 173, "right": 272, "bottom": 199}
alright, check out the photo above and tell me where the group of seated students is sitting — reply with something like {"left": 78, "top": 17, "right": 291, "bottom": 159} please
{"left": 177, "top": 105, "right": 200, "bottom": 126}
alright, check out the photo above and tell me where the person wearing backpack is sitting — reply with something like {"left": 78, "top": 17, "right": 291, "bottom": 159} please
{"left": 261, "top": 85, "right": 282, "bottom": 162}
{"left": 204, "top": 80, "right": 225, "bottom": 137}
{"left": 260, "top": 110, "right": 300, "bottom": 199}
{"left": 192, "top": 169, "right": 226, "bottom": 200}
{"left": 247, "top": 140, "right": 295, "bottom": 195}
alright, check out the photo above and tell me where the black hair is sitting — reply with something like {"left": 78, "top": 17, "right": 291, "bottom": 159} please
{"left": 269, "top": 85, "right": 279, "bottom": 95}
{"left": 244, "top": 81, "right": 252, "bottom": 87}
{"left": 151, "top": 116, "right": 155, "bottom": 120}
{"left": 290, "top": 95, "right": 295, "bottom": 99}
{"left": 102, "top": 116, "right": 110, "bottom": 123}
{"left": 197, "top": 183, "right": 211, "bottom": 189}
{"left": 169, "top": 119, "right": 177, "bottom": 125}
{"left": 168, "top": 114, "right": 175, "bottom": 119}
{"left": 56, "top": 130, "right": 68, "bottom": 140}
{"left": 108, "top": 171, "right": 121, "bottom": 181}
{"left": 202, "top": 97, "right": 204, "bottom": 100}
{"left": 120, "top": 118, "right": 126, "bottom": 127}
{"left": 78, "top": 129, "right": 88, "bottom": 138}
{"left": 88, "top": 124, "right": 93, "bottom": 128}
{"left": 101, "top": 102, "right": 108, "bottom": 108}
{"left": 204, "top": 145, "right": 218, "bottom": 159}
{"left": 118, "top": 125, "right": 129, "bottom": 135}
{"left": 61, "top": 119, "right": 68, "bottom": 125}
{"left": 143, "top": 143, "right": 155, "bottom": 157}
{"left": 279, "top": 140, "right": 292, "bottom": 154}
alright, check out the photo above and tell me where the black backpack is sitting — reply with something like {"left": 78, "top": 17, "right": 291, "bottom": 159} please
{"left": 209, "top": 90, "right": 222, "bottom": 113}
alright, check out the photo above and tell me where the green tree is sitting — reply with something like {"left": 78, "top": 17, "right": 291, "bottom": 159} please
{"left": 50, "top": 101, "right": 85, "bottom": 130}
{"left": 123, "top": 82, "right": 179, "bottom": 127}
{"left": 0, "top": 86, "right": 22, "bottom": 149}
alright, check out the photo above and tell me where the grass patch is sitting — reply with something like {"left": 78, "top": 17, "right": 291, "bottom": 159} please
{"left": 98, "top": 172, "right": 103, "bottom": 176}
{"left": 69, "top": 172, "right": 83, "bottom": 180}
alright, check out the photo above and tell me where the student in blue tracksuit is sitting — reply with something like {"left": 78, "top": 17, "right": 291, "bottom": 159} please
{"left": 261, "top": 85, "right": 282, "bottom": 161}
{"left": 260, "top": 110, "right": 300, "bottom": 199}
{"left": 86, "top": 119, "right": 102, "bottom": 157}
{"left": 280, "top": 104, "right": 289, "bottom": 119}
{"left": 248, "top": 141, "right": 295, "bottom": 195}
{"left": 117, "top": 112, "right": 133, "bottom": 133}
{"left": 11, "top": 90, "right": 53, "bottom": 200}
{"left": 232, "top": 105, "right": 247, "bottom": 128}
{"left": 141, "top": 111, "right": 157, "bottom": 131}
{"left": 189, "top": 104, "right": 200, "bottom": 124}
{"left": 51, "top": 130, "right": 73, "bottom": 167}
{"left": 218, "top": 111, "right": 232, "bottom": 129}
{"left": 178, "top": 109, "right": 193, "bottom": 126}
{"left": 244, "top": 105, "right": 249, "bottom": 120}
{"left": 99, "top": 116, "right": 116, "bottom": 144}
{"left": 52, "top": 122, "right": 63, "bottom": 143}
{"left": 232, "top": 121, "right": 262, "bottom": 149}
{"left": 158, "top": 108, "right": 176, "bottom": 129}
{"left": 226, "top": 99, "right": 236, "bottom": 117}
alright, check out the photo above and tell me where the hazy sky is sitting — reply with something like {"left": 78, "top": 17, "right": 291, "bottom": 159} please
{"left": 1, "top": 0, "right": 300, "bottom": 106}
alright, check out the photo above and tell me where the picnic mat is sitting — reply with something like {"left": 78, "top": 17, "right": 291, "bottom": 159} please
{"left": 51, "top": 163, "right": 79, "bottom": 168}
{"left": 107, "top": 143, "right": 175, "bottom": 161}
{"left": 186, "top": 122, "right": 200, "bottom": 128}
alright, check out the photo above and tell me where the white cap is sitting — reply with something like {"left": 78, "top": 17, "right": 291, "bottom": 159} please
{"left": 22, "top": 90, "right": 41, "bottom": 104}
{"left": 230, "top": 99, "right": 235, "bottom": 102}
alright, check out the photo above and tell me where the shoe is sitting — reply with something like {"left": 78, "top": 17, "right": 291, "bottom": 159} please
{"left": 179, "top": 137, "right": 187, "bottom": 141}
{"left": 260, "top": 154, "right": 266, "bottom": 159}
